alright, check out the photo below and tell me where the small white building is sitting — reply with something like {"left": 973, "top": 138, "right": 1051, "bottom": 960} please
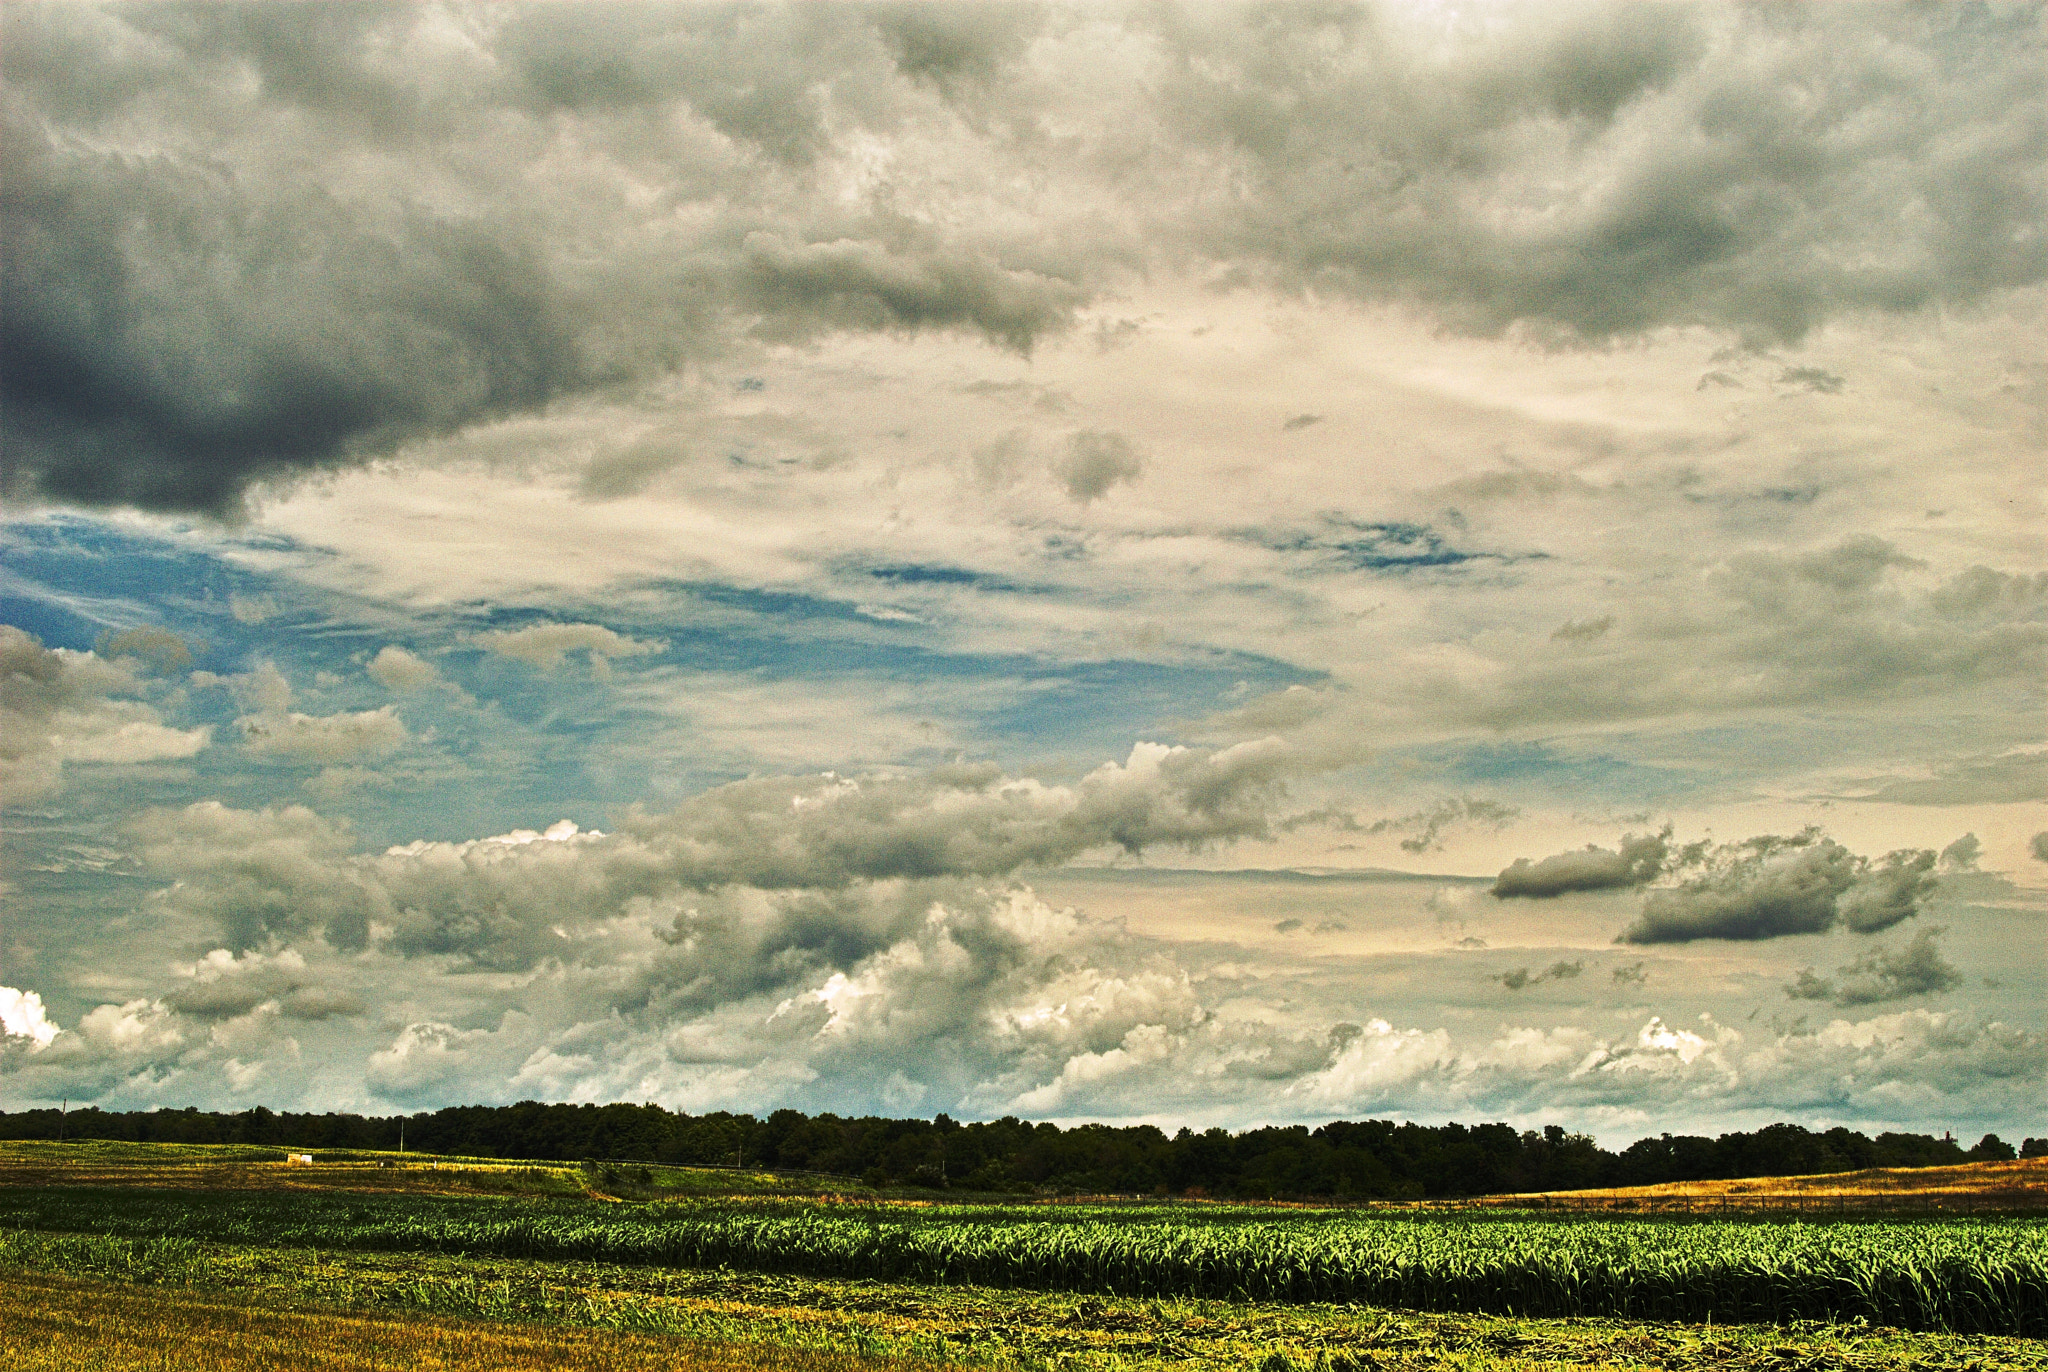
{"left": 286, "top": 1153, "right": 314, "bottom": 1164}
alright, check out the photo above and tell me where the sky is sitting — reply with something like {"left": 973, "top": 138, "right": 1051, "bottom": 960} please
{"left": 1, "top": 1, "right": 2043, "bottom": 1147}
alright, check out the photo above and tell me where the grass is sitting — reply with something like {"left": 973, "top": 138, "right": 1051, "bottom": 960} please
{"left": 5, "top": 1228, "right": 2047, "bottom": 1371}
{"left": 1487, "top": 1156, "right": 2048, "bottom": 1206}
{"left": 5, "top": 1139, "right": 2046, "bottom": 1369}
{"left": 5, "top": 1182, "right": 2042, "bottom": 1331}
{"left": 0, "top": 1269, "right": 946, "bottom": 1372}
{"left": 0, "top": 1139, "right": 865, "bottom": 1201}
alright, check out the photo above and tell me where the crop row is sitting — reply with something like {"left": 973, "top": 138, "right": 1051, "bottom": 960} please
{"left": 3, "top": 1189, "right": 2041, "bottom": 1334}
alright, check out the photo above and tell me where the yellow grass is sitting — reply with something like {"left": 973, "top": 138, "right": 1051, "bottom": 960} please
{"left": 1487, "top": 1155, "right": 2048, "bottom": 1206}
{"left": 0, "top": 1270, "right": 934, "bottom": 1372}
{"left": 0, "top": 1156, "right": 577, "bottom": 1199}
{"left": 0, "top": 1140, "right": 837, "bottom": 1201}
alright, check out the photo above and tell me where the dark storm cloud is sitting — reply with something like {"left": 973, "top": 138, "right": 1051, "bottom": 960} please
{"left": 1617, "top": 827, "right": 1938, "bottom": 944}
{"left": 4, "top": 2, "right": 2038, "bottom": 516}
{"left": 2, "top": 107, "right": 581, "bottom": 514}
{"left": 1837, "top": 849, "right": 1940, "bottom": 935}
{"left": 1497, "top": 960, "right": 1583, "bottom": 991}
{"left": 1492, "top": 827, "right": 1670, "bottom": 899}
{"left": 0, "top": 3, "right": 1087, "bottom": 516}
{"left": 1937, "top": 833, "right": 1980, "bottom": 873}
{"left": 1786, "top": 928, "right": 1961, "bottom": 1007}
{"left": 161, "top": 952, "right": 365, "bottom": 1022}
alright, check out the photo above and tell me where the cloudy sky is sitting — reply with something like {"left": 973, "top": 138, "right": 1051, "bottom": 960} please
{"left": 3, "top": 1, "right": 2043, "bottom": 1145}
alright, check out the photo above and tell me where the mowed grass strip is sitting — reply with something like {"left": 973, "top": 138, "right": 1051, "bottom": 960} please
{"left": 0, "top": 1270, "right": 934, "bottom": 1372}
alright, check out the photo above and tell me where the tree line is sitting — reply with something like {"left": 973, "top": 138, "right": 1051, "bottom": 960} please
{"left": 1, "top": 1103, "right": 2035, "bottom": 1198}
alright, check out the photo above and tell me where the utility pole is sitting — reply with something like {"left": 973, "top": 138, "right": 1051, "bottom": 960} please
{"left": 399, "top": 1119, "right": 406, "bottom": 1157}
{"left": 58, "top": 1099, "right": 66, "bottom": 1144}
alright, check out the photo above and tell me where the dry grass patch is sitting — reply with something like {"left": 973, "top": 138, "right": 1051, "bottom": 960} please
{"left": 0, "top": 1158, "right": 579, "bottom": 1199}
{"left": 1486, "top": 1156, "right": 2048, "bottom": 1208}
{"left": 0, "top": 1270, "right": 932, "bottom": 1372}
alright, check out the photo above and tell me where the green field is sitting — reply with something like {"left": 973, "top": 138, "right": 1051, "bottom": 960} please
{"left": 1, "top": 1142, "right": 2044, "bottom": 1370}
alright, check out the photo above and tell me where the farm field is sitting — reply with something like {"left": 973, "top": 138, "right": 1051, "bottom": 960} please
{"left": 4, "top": 1226, "right": 2044, "bottom": 1371}
{"left": 0, "top": 1137, "right": 851, "bottom": 1199}
{"left": 1479, "top": 1156, "right": 2048, "bottom": 1215}
{"left": 0, "top": 1269, "right": 941, "bottom": 1372}
{"left": 2, "top": 1141, "right": 2044, "bottom": 1370}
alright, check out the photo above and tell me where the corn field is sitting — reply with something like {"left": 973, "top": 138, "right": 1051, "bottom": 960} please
{"left": 2, "top": 1188, "right": 2040, "bottom": 1334}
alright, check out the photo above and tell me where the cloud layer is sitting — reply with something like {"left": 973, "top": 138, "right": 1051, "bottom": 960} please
{"left": 0, "top": 3, "right": 2040, "bottom": 1147}
{"left": 5, "top": 3, "right": 2040, "bottom": 514}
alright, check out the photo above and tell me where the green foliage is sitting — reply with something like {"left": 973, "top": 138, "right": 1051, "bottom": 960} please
{"left": 0, "top": 1105, "right": 1991, "bottom": 1197}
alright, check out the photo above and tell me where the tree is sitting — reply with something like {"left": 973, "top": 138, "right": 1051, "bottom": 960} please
{"left": 1969, "top": 1133, "right": 2017, "bottom": 1162}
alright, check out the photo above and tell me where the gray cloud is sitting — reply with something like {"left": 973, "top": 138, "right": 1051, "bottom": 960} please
{"left": 1368, "top": 797, "right": 1521, "bottom": 854}
{"left": 161, "top": 949, "right": 363, "bottom": 1022}
{"left": 131, "top": 736, "right": 1349, "bottom": 962}
{"left": 1492, "top": 826, "right": 1671, "bottom": 899}
{"left": 94, "top": 627, "right": 193, "bottom": 673}
{"left": 132, "top": 802, "right": 384, "bottom": 952}
{"left": 1550, "top": 615, "right": 1613, "bottom": 642}
{"left": 1, "top": 625, "right": 211, "bottom": 802}
{"left": 1498, "top": 960, "right": 1583, "bottom": 991}
{"left": 213, "top": 655, "right": 409, "bottom": 763}
{"left": 1777, "top": 366, "right": 1844, "bottom": 395}
{"left": 365, "top": 646, "right": 438, "bottom": 694}
{"left": 741, "top": 232, "right": 1082, "bottom": 355}
{"left": 0, "top": 5, "right": 1090, "bottom": 516}
{"left": 1442, "top": 541, "right": 2048, "bottom": 736}
{"left": 472, "top": 621, "right": 663, "bottom": 674}
{"left": 576, "top": 436, "right": 689, "bottom": 501}
{"left": 1055, "top": 431, "right": 1144, "bottom": 503}
{"left": 1786, "top": 928, "right": 1962, "bottom": 1007}
{"left": 1169, "top": 3, "right": 2043, "bottom": 345}
{"left": 1937, "top": 833, "right": 1980, "bottom": 873}
{"left": 3, "top": 126, "right": 582, "bottom": 514}
{"left": 1618, "top": 828, "right": 1938, "bottom": 944}
{"left": 1838, "top": 849, "right": 1940, "bottom": 935}
{"left": 630, "top": 737, "right": 1335, "bottom": 891}
{"left": 7, "top": 4, "right": 2037, "bottom": 515}
{"left": 239, "top": 706, "right": 409, "bottom": 765}
{"left": 1847, "top": 752, "right": 2048, "bottom": 807}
